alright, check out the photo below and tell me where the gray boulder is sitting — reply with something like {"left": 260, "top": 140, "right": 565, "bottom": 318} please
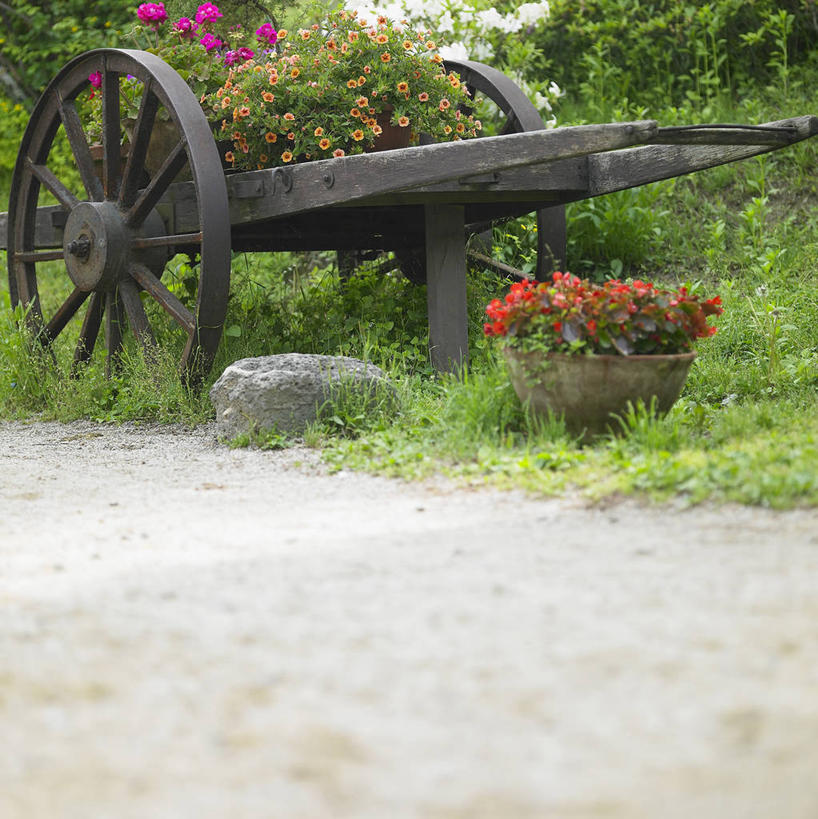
{"left": 209, "top": 353, "right": 393, "bottom": 438}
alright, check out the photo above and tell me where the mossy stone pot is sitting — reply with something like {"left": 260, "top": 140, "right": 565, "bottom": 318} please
{"left": 502, "top": 347, "right": 697, "bottom": 438}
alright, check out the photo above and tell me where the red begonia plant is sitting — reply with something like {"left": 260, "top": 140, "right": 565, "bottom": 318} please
{"left": 484, "top": 272, "right": 724, "bottom": 355}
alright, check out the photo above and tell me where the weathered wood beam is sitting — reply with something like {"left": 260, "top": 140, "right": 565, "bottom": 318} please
{"left": 172, "top": 121, "right": 657, "bottom": 230}
{"left": 425, "top": 204, "right": 469, "bottom": 373}
{"left": 588, "top": 116, "right": 818, "bottom": 197}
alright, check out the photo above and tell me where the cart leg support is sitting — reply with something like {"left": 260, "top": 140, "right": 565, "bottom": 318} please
{"left": 425, "top": 204, "right": 469, "bottom": 373}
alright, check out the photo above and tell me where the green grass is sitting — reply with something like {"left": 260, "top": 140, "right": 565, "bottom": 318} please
{"left": 2, "top": 53, "right": 818, "bottom": 508}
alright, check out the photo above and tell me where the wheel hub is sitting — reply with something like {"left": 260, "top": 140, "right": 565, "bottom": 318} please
{"left": 63, "top": 201, "right": 129, "bottom": 292}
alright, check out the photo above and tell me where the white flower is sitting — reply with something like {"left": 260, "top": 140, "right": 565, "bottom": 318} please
{"left": 438, "top": 41, "right": 470, "bottom": 61}
{"left": 470, "top": 40, "right": 493, "bottom": 61}
{"left": 548, "top": 80, "right": 563, "bottom": 97}
{"left": 516, "top": 2, "right": 550, "bottom": 27}
{"left": 533, "top": 91, "right": 553, "bottom": 112}
{"left": 437, "top": 10, "right": 455, "bottom": 33}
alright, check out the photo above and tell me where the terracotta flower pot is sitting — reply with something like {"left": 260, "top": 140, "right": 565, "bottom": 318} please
{"left": 366, "top": 106, "right": 411, "bottom": 152}
{"left": 503, "top": 347, "right": 697, "bottom": 439}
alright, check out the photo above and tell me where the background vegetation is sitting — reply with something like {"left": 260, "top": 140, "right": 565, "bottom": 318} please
{"left": 1, "top": 0, "right": 817, "bottom": 507}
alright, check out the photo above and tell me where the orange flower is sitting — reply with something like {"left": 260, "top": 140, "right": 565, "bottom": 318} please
{"left": 347, "top": 79, "right": 358, "bottom": 88}
{"left": 224, "top": 151, "right": 234, "bottom": 163}
{"left": 327, "top": 38, "right": 337, "bottom": 50}
{"left": 284, "top": 112, "right": 295, "bottom": 120}
{"left": 314, "top": 126, "right": 324, "bottom": 136}
{"left": 278, "top": 29, "right": 288, "bottom": 39}
{"left": 426, "top": 40, "right": 435, "bottom": 49}
{"left": 269, "top": 74, "right": 278, "bottom": 85}
{"left": 216, "top": 88, "right": 223, "bottom": 98}
{"left": 281, "top": 151, "right": 294, "bottom": 162}
{"left": 340, "top": 42, "right": 349, "bottom": 53}
{"left": 356, "top": 96, "right": 368, "bottom": 107}
{"left": 398, "top": 116, "right": 409, "bottom": 127}
{"left": 403, "top": 40, "right": 412, "bottom": 50}
{"left": 352, "top": 129, "right": 365, "bottom": 141}
{"left": 358, "top": 75, "right": 366, "bottom": 85}
{"left": 366, "top": 118, "right": 377, "bottom": 127}
{"left": 449, "top": 75, "right": 461, "bottom": 89}
{"left": 380, "top": 52, "right": 391, "bottom": 62}
{"left": 397, "top": 81, "right": 409, "bottom": 93}
{"left": 418, "top": 92, "right": 429, "bottom": 102}
{"left": 439, "top": 98, "right": 451, "bottom": 111}
{"left": 259, "top": 153, "right": 268, "bottom": 163}
{"left": 221, "top": 97, "right": 231, "bottom": 109}
{"left": 319, "top": 138, "right": 331, "bottom": 150}
{"left": 431, "top": 54, "right": 443, "bottom": 64}
{"left": 265, "top": 132, "right": 277, "bottom": 143}
{"left": 376, "top": 33, "right": 388, "bottom": 44}
{"left": 287, "top": 131, "right": 295, "bottom": 140}
{"left": 350, "top": 107, "right": 361, "bottom": 117}
{"left": 372, "top": 124, "right": 383, "bottom": 136}
{"left": 232, "top": 130, "right": 241, "bottom": 139}
{"left": 262, "top": 92, "right": 274, "bottom": 102}
{"left": 290, "top": 68, "right": 300, "bottom": 78}
{"left": 333, "top": 148, "right": 345, "bottom": 157}
{"left": 348, "top": 30, "right": 359, "bottom": 42}
{"left": 364, "top": 65, "right": 371, "bottom": 74}
{"left": 443, "top": 124, "right": 452, "bottom": 134}
{"left": 455, "top": 122, "right": 465, "bottom": 133}
{"left": 299, "top": 29, "right": 310, "bottom": 40}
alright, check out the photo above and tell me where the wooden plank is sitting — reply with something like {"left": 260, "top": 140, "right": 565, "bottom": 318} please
{"left": 589, "top": 115, "right": 818, "bottom": 197}
{"left": 425, "top": 204, "right": 469, "bottom": 373}
{"left": 345, "top": 157, "right": 588, "bottom": 205}
{"left": 170, "top": 121, "right": 657, "bottom": 230}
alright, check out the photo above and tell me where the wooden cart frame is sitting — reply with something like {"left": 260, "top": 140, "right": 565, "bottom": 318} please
{"left": 2, "top": 48, "right": 816, "bottom": 383}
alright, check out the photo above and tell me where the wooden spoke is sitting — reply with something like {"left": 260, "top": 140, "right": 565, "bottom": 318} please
{"left": 72, "top": 291, "right": 104, "bottom": 369}
{"left": 14, "top": 249, "right": 65, "bottom": 263}
{"left": 57, "top": 92, "right": 104, "bottom": 202}
{"left": 101, "top": 63, "right": 122, "bottom": 200}
{"left": 119, "top": 277, "right": 158, "bottom": 353}
{"left": 131, "top": 231, "right": 202, "bottom": 250}
{"left": 130, "top": 262, "right": 195, "bottom": 333}
{"left": 118, "top": 78, "right": 159, "bottom": 209}
{"left": 104, "top": 289, "right": 126, "bottom": 378}
{"left": 25, "top": 159, "right": 79, "bottom": 210}
{"left": 124, "top": 140, "right": 188, "bottom": 228}
{"left": 42, "top": 287, "right": 90, "bottom": 344}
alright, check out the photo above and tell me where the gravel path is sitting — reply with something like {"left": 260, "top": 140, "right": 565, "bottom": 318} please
{"left": 1, "top": 420, "right": 817, "bottom": 818}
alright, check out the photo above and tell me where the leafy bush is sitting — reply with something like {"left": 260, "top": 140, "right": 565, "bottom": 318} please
{"left": 536, "top": 0, "right": 816, "bottom": 111}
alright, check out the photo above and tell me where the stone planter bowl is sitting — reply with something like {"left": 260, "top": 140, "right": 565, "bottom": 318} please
{"left": 503, "top": 347, "right": 697, "bottom": 439}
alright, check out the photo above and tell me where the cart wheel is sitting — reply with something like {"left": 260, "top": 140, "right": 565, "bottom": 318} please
{"left": 445, "top": 59, "right": 565, "bottom": 277}
{"left": 6, "top": 48, "right": 230, "bottom": 387}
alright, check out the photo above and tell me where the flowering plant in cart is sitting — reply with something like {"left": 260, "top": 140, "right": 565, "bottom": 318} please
{"left": 85, "top": 2, "right": 277, "bottom": 138}
{"left": 204, "top": 6, "right": 480, "bottom": 169}
{"left": 484, "top": 273, "right": 724, "bottom": 355}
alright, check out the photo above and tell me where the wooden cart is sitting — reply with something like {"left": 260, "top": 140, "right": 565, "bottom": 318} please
{"left": 2, "top": 48, "right": 816, "bottom": 383}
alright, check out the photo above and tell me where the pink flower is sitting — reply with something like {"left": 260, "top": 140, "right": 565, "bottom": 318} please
{"left": 200, "top": 32, "right": 223, "bottom": 51}
{"left": 256, "top": 22, "right": 278, "bottom": 46}
{"left": 137, "top": 3, "right": 167, "bottom": 27}
{"left": 237, "top": 46, "right": 255, "bottom": 60}
{"left": 173, "top": 17, "right": 198, "bottom": 38}
{"left": 195, "top": 2, "right": 222, "bottom": 25}
{"left": 223, "top": 50, "right": 241, "bottom": 66}
{"left": 88, "top": 71, "right": 102, "bottom": 88}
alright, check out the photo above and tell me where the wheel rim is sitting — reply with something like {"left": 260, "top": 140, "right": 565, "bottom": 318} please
{"left": 6, "top": 48, "right": 230, "bottom": 387}
{"left": 444, "top": 59, "right": 564, "bottom": 276}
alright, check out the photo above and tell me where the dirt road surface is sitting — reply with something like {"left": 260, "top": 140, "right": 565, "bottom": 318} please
{"left": 1, "top": 420, "right": 817, "bottom": 818}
